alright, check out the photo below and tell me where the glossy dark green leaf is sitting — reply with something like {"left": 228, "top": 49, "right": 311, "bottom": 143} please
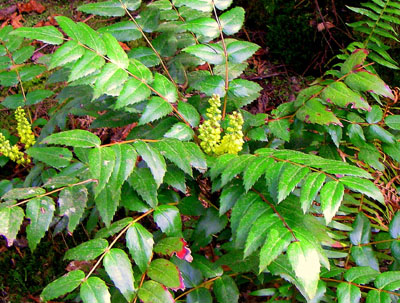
{"left": 69, "top": 50, "right": 105, "bottom": 82}
{"left": 341, "top": 48, "right": 368, "bottom": 74}
{"left": 103, "top": 33, "right": 129, "bottom": 69}
{"left": 98, "top": 21, "right": 141, "bottom": 42}
{"left": 351, "top": 246, "right": 379, "bottom": 271}
{"left": 128, "top": 167, "right": 158, "bottom": 208}
{"left": 0, "top": 206, "right": 24, "bottom": 246}
{"left": 187, "top": 288, "right": 212, "bottom": 303}
{"left": 178, "top": 101, "right": 200, "bottom": 127}
{"left": 49, "top": 40, "right": 85, "bottom": 69}
{"left": 154, "top": 139, "right": 192, "bottom": 176}
{"left": 40, "top": 270, "right": 85, "bottom": 301}
{"left": 139, "top": 97, "right": 173, "bottom": 125}
{"left": 259, "top": 227, "right": 292, "bottom": 272}
{"left": 350, "top": 213, "right": 371, "bottom": 245}
{"left": 227, "top": 41, "right": 260, "bottom": 63}
{"left": 128, "top": 46, "right": 160, "bottom": 67}
{"left": 147, "top": 258, "right": 184, "bottom": 290}
{"left": 385, "top": 115, "right": 400, "bottom": 130}
{"left": 339, "top": 176, "right": 384, "bottom": 203}
{"left": 164, "top": 122, "right": 194, "bottom": 141}
{"left": 320, "top": 181, "right": 344, "bottom": 224}
{"left": 126, "top": 223, "right": 153, "bottom": 272}
{"left": 80, "top": 277, "right": 111, "bottom": 303}
{"left": 154, "top": 205, "right": 182, "bottom": 237}
{"left": 390, "top": 212, "right": 400, "bottom": 238}
{"left": 296, "top": 98, "right": 342, "bottom": 126}
{"left": 322, "top": 81, "right": 370, "bottom": 111}
{"left": 13, "top": 45, "right": 34, "bottom": 64}
{"left": 152, "top": 73, "right": 177, "bottom": 103}
{"left": 138, "top": 280, "right": 174, "bottom": 303}
{"left": 366, "top": 289, "right": 391, "bottom": 303}
{"left": 300, "top": 172, "right": 325, "bottom": 213}
{"left": 26, "top": 147, "right": 72, "bottom": 168}
{"left": 1, "top": 187, "right": 45, "bottom": 201}
{"left": 344, "top": 266, "right": 379, "bottom": 284}
{"left": 220, "top": 7, "right": 244, "bottom": 35}
{"left": 11, "top": 26, "right": 63, "bottom": 45}
{"left": 278, "top": 164, "right": 309, "bottom": 203}
{"left": 26, "top": 197, "right": 55, "bottom": 251}
{"left": 345, "top": 70, "right": 394, "bottom": 99}
{"left": 269, "top": 118, "right": 290, "bottom": 142}
{"left": 183, "top": 44, "right": 225, "bottom": 65}
{"left": 243, "top": 157, "right": 273, "bottom": 192}
{"left": 89, "top": 147, "right": 116, "bottom": 196}
{"left": 375, "top": 271, "right": 400, "bottom": 290}
{"left": 64, "top": 238, "right": 108, "bottom": 261}
{"left": 336, "top": 282, "right": 361, "bottom": 303}
{"left": 104, "top": 248, "right": 135, "bottom": 302}
{"left": 41, "top": 130, "right": 101, "bottom": 148}
{"left": 95, "top": 188, "right": 119, "bottom": 227}
{"left": 192, "top": 254, "right": 223, "bottom": 279}
{"left": 25, "top": 89, "right": 54, "bottom": 106}
{"left": 58, "top": 185, "right": 88, "bottom": 233}
{"left": 213, "top": 275, "right": 239, "bottom": 303}
{"left": 116, "top": 78, "right": 151, "bottom": 108}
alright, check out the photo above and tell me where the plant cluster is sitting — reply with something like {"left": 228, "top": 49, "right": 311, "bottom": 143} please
{"left": 0, "top": 0, "right": 400, "bottom": 303}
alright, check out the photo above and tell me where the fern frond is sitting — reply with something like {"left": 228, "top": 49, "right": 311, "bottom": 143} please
{"left": 346, "top": 0, "right": 400, "bottom": 69}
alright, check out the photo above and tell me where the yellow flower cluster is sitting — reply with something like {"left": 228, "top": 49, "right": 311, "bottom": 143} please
{"left": 0, "top": 133, "right": 29, "bottom": 165}
{"left": 15, "top": 107, "right": 36, "bottom": 148}
{"left": 198, "top": 94, "right": 244, "bottom": 156}
{"left": 0, "top": 107, "right": 35, "bottom": 165}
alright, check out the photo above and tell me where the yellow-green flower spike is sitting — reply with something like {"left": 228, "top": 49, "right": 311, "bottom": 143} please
{"left": 0, "top": 132, "right": 28, "bottom": 164}
{"left": 198, "top": 94, "right": 222, "bottom": 155}
{"left": 15, "top": 107, "right": 36, "bottom": 148}
{"left": 198, "top": 95, "right": 244, "bottom": 156}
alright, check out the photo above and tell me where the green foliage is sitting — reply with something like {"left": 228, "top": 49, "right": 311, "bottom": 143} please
{"left": 1, "top": 1, "right": 400, "bottom": 303}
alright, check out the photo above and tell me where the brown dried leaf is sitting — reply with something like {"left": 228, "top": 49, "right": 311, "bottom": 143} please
{"left": 18, "top": 0, "right": 46, "bottom": 14}
{"left": 10, "top": 12, "right": 24, "bottom": 28}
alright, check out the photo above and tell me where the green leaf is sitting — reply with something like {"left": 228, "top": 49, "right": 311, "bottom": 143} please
{"left": 287, "top": 241, "right": 320, "bottom": 299}
{"left": 152, "top": 73, "right": 178, "bottom": 103}
{"left": 192, "top": 254, "right": 223, "bottom": 278}
{"left": 366, "top": 290, "right": 391, "bottom": 303}
{"left": 109, "top": 144, "right": 136, "bottom": 191}
{"left": 278, "top": 165, "right": 310, "bottom": 203}
{"left": 220, "top": 154, "right": 253, "bottom": 187}
{"left": 58, "top": 186, "right": 88, "bottom": 233}
{"left": 220, "top": 7, "right": 244, "bottom": 35}
{"left": 389, "top": 211, "right": 400, "bottom": 238}
{"left": 40, "top": 270, "right": 85, "bottom": 301}
{"left": 177, "top": 101, "right": 200, "bottom": 127}
{"left": 341, "top": 48, "right": 368, "bottom": 74}
{"left": 78, "top": 0, "right": 140, "bottom": 16}
{"left": 227, "top": 41, "right": 260, "bottom": 63}
{"left": 385, "top": 115, "right": 400, "bottom": 130}
{"left": 322, "top": 81, "right": 371, "bottom": 111}
{"left": 128, "top": 46, "right": 160, "bottom": 67}
{"left": 69, "top": 50, "right": 105, "bottom": 82}
{"left": 368, "top": 125, "right": 395, "bottom": 144}
{"left": 296, "top": 98, "right": 342, "bottom": 126}
{"left": 300, "top": 173, "right": 325, "bottom": 213}
{"left": 259, "top": 228, "right": 292, "bottom": 272}
{"left": 219, "top": 180, "right": 245, "bottom": 215}
{"left": 25, "top": 89, "right": 54, "bottom": 106}
{"left": 126, "top": 223, "right": 154, "bottom": 273}
{"left": 154, "top": 139, "right": 192, "bottom": 176}
{"left": 103, "top": 33, "right": 129, "bottom": 69}
{"left": 186, "top": 17, "right": 219, "bottom": 38}
{"left": 76, "top": 22, "right": 107, "bottom": 55}
{"left": 19, "top": 65, "right": 46, "bottom": 82}
{"left": 26, "top": 197, "right": 55, "bottom": 251}
{"left": 98, "top": 21, "right": 141, "bottom": 42}
{"left": 26, "top": 147, "right": 72, "bottom": 168}
{"left": 0, "top": 206, "right": 24, "bottom": 246}
{"left": 243, "top": 157, "right": 273, "bottom": 192}
{"left": 339, "top": 176, "right": 384, "bottom": 203}
{"left": 164, "top": 122, "right": 194, "bottom": 141}
{"left": 134, "top": 140, "right": 166, "bottom": 187}
{"left": 350, "top": 213, "right": 371, "bottom": 245}
{"left": 345, "top": 70, "right": 394, "bottom": 99}
{"left": 366, "top": 105, "right": 383, "bottom": 123}
{"left": 49, "top": 40, "right": 85, "bottom": 69}
{"left": 2, "top": 94, "right": 24, "bottom": 109}
{"left": 89, "top": 147, "right": 116, "bottom": 196}
{"left": 54, "top": 16, "right": 79, "bottom": 40}
{"left": 214, "top": 0, "right": 232, "bottom": 10}
{"left": 344, "top": 266, "right": 379, "bottom": 284}
{"left": 192, "top": 75, "right": 225, "bottom": 97}
{"left": 13, "top": 45, "right": 34, "bottom": 64}
{"left": 116, "top": 78, "right": 151, "bottom": 108}
{"left": 11, "top": 26, "right": 63, "bottom": 45}
{"left": 154, "top": 205, "right": 182, "bottom": 237}
{"left": 228, "top": 78, "right": 262, "bottom": 99}
{"left": 320, "top": 181, "right": 344, "bottom": 224}
{"left": 128, "top": 58, "right": 153, "bottom": 83}
{"left": 147, "top": 259, "right": 183, "bottom": 290}
{"left": 64, "top": 238, "right": 108, "bottom": 261}
{"left": 375, "top": 271, "right": 400, "bottom": 290}
{"left": 2, "top": 187, "right": 45, "bottom": 201}
{"left": 41, "top": 130, "right": 101, "bottom": 148}
{"left": 269, "top": 118, "right": 290, "bottom": 142}
{"left": 213, "top": 275, "right": 239, "bottom": 303}
{"left": 138, "top": 280, "right": 174, "bottom": 303}
{"left": 139, "top": 97, "right": 173, "bottom": 125}
{"left": 128, "top": 167, "right": 158, "bottom": 208}
{"left": 184, "top": 142, "right": 207, "bottom": 173}
{"left": 164, "top": 165, "right": 186, "bottom": 192}
{"left": 183, "top": 44, "right": 225, "bottom": 65}
{"left": 187, "top": 288, "right": 212, "bottom": 303}
{"left": 95, "top": 188, "right": 119, "bottom": 227}
{"left": 80, "top": 277, "right": 111, "bottom": 303}
{"left": 93, "top": 63, "right": 128, "bottom": 98}
{"left": 104, "top": 248, "right": 135, "bottom": 302}
{"left": 336, "top": 283, "right": 361, "bottom": 303}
